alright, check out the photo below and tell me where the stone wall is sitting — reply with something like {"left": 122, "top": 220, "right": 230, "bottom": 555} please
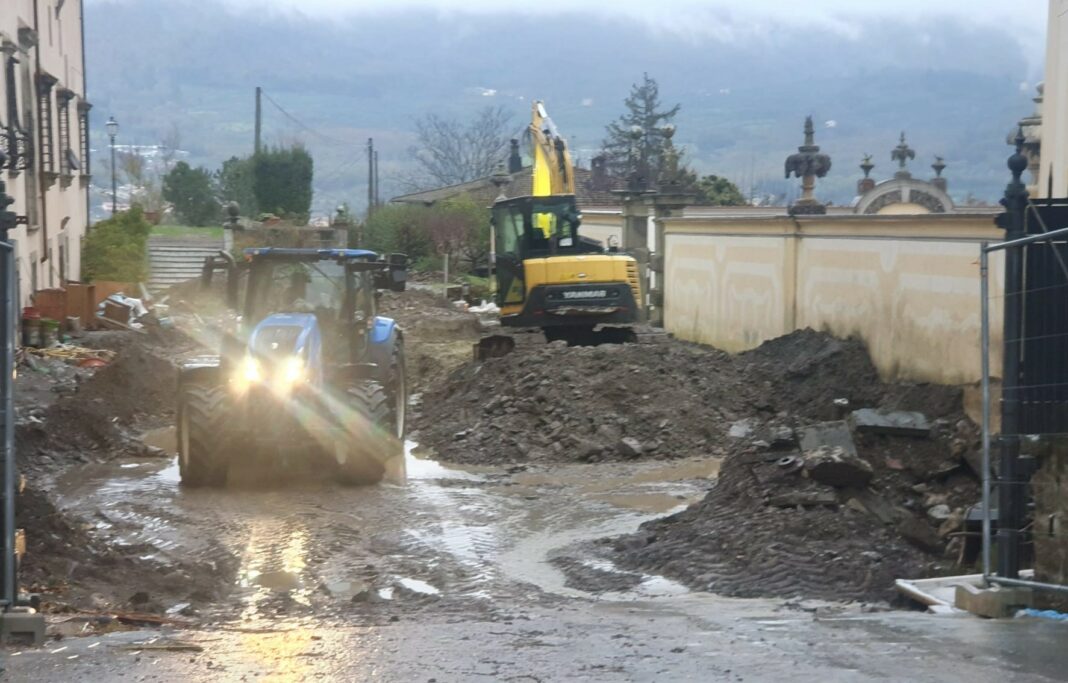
{"left": 661, "top": 212, "right": 1005, "bottom": 385}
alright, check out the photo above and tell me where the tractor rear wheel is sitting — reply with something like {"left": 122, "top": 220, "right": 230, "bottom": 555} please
{"left": 177, "top": 385, "right": 228, "bottom": 487}
{"left": 335, "top": 381, "right": 401, "bottom": 485}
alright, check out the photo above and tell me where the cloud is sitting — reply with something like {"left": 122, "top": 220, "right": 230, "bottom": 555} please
{"left": 88, "top": 0, "right": 1048, "bottom": 65}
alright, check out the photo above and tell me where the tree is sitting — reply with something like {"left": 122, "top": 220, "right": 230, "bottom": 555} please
{"left": 362, "top": 204, "right": 434, "bottom": 264}
{"left": 82, "top": 207, "right": 153, "bottom": 283}
{"left": 217, "top": 155, "right": 258, "bottom": 216}
{"left": 162, "top": 161, "right": 219, "bottom": 226}
{"left": 252, "top": 145, "right": 314, "bottom": 220}
{"left": 693, "top": 174, "right": 747, "bottom": 206}
{"left": 117, "top": 147, "right": 165, "bottom": 215}
{"left": 602, "top": 73, "right": 681, "bottom": 178}
{"left": 407, "top": 106, "right": 513, "bottom": 189}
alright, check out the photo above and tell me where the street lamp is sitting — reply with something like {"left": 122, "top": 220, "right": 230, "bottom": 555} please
{"left": 106, "top": 116, "right": 118, "bottom": 215}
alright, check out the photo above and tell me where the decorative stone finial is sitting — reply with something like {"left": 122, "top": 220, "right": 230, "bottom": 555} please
{"left": 932, "top": 156, "right": 946, "bottom": 178}
{"left": 860, "top": 154, "right": 874, "bottom": 179}
{"left": 892, "top": 132, "right": 915, "bottom": 179}
{"left": 785, "top": 116, "right": 831, "bottom": 215}
{"left": 491, "top": 163, "right": 513, "bottom": 201}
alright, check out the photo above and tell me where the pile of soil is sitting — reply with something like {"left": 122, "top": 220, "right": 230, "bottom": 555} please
{"left": 415, "top": 328, "right": 959, "bottom": 465}
{"left": 16, "top": 336, "right": 180, "bottom": 478}
{"left": 608, "top": 419, "right": 979, "bottom": 603}
{"left": 416, "top": 328, "right": 981, "bottom": 602}
{"left": 11, "top": 329, "right": 230, "bottom": 610}
{"left": 378, "top": 289, "right": 483, "bottom": 389}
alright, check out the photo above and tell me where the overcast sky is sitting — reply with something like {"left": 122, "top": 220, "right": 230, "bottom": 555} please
{"left": 88, "top": 0, "right": 1050, "bottom": 65}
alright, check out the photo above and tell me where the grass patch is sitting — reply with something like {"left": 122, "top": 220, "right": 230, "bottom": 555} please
{"left": 151, "top": 225, "right": 224, "bottom": 239}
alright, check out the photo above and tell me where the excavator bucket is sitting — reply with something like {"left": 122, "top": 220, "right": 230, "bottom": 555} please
{"left": 475, "top": 335, "right": 516, "bottom": 361}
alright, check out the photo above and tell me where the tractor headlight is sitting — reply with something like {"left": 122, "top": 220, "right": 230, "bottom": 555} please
{"left": 241, "top": 356, "right": 263, "bottom": 383}
{"left": 277, "top": 356, "right": 305, "bottom": 390}
{"left": 231, "top": 355, "right": 262, "bottom": 394}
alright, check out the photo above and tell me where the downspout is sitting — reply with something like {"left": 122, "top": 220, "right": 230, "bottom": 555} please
{"left": 79, "top": 0, "right": 89, "bottom": 233}
{"left": 32, "top": 0, "right": 48, "bottom": 275}
{"left": 787, "top": 212, "right": 802, "bottom": 333}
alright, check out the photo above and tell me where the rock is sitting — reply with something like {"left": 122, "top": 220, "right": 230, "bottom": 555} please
{"left": 597, "top": 423, "right": 622, "bottom": 443}
{"left": 802, "top": 446, "right": 873, "bottom": 488}
{"left": 927, "top": 504, "right": 952, "bottom": 522}
{"left": 799, "top": 421, "right": 858, "bottom": 458}
{"left": 618, "top": 437, "right": 643, "bottom": 458}
{"left": 767, "top": 490, "right": 838, "bottom": 508}
{"left": 850, "top": 408, "right": 931, "bottom": 438}
{"left": 897, "top": 517, "right": 944, "bottom": 553}
{"left": 938, "top": 508, "right": 965, "bottom": 537}
{"left": 129, "top": 591, "right": 151, "bottom": 605}
{"left": 924, "top": 492, "right": 949, "bottom": 507}
{"left": 768, "top": 425, "right": 796, "bottom": 449}
{"left": 728, "top": 419, "right": 756, "bottom": 439}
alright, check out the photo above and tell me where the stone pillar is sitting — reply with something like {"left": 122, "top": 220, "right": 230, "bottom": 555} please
{"left": 615, "top": 190, "right": 653, "bottom": 321}
{"left": 648, "top": 192, "right": 691, "bottom": 327}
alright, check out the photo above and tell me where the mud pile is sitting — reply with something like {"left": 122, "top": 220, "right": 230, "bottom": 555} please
{"left": 608, "top": 415, "right": 979, "bottom": 603}
{"left": 415, "top": 328, "right": 955, "bottom": 466}
{"left": 417, "top": 328, "right": 980, "bottom": 601}
{"left": 16, "top": 335, "right": 180, "bottom": 478}
{"left": 12, "top": 330, "right": 227, "bottom": 609}
{"left": 378, "top": 289, "right": 483, "bottom": 389}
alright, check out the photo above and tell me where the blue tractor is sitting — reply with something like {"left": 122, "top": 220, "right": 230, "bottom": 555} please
{"left": 176, "top": 248, "right": 409, "bottom": 486}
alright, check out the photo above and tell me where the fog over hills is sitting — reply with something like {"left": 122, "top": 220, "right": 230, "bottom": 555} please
{"left": 84, "top": 0, "right": 1039, "bottom": 214}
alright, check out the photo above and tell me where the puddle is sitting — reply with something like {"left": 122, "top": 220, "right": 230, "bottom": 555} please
{"left": 396, "top": 577, "right": 440, "bottom": 595}
{"left": 142, "top": 426, "right": 177, "bottom": 454}
{"left": 590, "top": 492, "right": 694, "bottom": 514}
{"left": 406, "top": 442, "right": 488, "bottom": 481}
{"left": 513, "top": 457, "right": 721, "bottom": 492}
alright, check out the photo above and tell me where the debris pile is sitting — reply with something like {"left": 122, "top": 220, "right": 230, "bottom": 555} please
{"left": 377, "top": 289, "right": 483, "bottom": 389}
{"left": 415, "top": 328, "right": 958, "bottom": 466}
{"left": 415, "top": 328, "right": 981, "bottom": 601}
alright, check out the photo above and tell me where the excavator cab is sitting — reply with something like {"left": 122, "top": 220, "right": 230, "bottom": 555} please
{"left": 493, "top": 194, "right": 591, "bottom": 306}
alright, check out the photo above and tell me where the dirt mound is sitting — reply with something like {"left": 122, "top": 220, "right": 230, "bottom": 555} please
{"left": 18, "top": 340, "right": 178, "bottom": 478}
{"left": 378, "top": 289, "right": 483, "bottom": 390}
{"left": 414, "top": 328, "right": 956, "bottom": 466}
{"left": 609, "top": 414, "right": 978, "bottom": 603}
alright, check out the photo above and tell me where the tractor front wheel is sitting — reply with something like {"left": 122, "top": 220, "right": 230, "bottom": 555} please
{"left": 335, "top": 381, "right": 402, "bottom": 485}
{"left": 387, "top": 342, "right": 408, "bottom": 440}
{"left": 177, "top": 385, "right": 229, "bottom": 487}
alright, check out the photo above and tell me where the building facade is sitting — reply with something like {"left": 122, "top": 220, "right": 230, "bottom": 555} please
{"left": 1, "top": 0, "right": 90, "bottom": 306}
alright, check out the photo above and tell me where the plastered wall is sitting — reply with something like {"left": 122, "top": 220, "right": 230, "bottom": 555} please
{"left": 663, "top": 214, "right": 1005, "bottom": 385}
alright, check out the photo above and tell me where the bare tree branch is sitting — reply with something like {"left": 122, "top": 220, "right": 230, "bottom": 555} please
{"left": 407, "top": 106, "right": 513, "bottom": 190}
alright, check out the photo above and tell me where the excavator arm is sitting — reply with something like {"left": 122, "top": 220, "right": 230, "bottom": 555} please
{"left": 530, "top": 101, "right": 575, "bottom": 197}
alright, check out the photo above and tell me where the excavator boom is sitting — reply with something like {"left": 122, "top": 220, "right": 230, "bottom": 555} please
{"left": 530, "top": 101, "right": 575, "bottom": 196}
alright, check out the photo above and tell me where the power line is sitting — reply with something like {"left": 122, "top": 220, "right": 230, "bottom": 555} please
{"left": 259, "top": 89, "right": 363, "bottom": 150}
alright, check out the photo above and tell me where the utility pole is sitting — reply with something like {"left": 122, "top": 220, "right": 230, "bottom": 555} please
{"left": 254, "top": 86, "right": 262, "bottom": 155}
{"left": 374, "top": 150, "right": 380, "bottom": 208}
{"left": 367, "top": 138, "right": 375, "bottom": 217}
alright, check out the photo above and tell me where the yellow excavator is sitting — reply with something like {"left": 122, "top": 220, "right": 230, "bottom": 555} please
{"left": 483, "top": 101, "right": 642, "bottom": 354}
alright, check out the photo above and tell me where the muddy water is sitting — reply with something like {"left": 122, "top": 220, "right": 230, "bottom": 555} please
{"left": 53, "top": 436, "right": 720, "bottom": 621}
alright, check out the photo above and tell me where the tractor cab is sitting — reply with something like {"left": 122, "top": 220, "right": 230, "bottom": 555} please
{"left": 239, "top": 248, "right": 406, "bottom": 368}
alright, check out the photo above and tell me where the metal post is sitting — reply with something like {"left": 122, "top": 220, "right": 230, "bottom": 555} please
{"left": 998, "top": 130, "right": 1030, "bottom": 579}
{"left": 109, "top": 133, "right": 117, "bottom": 215}
{"left": 0, "top": 239, "right": 13, "bottom": 608}
{"left": 0, "top": 151, "right": 16, "bottom": 609}
{"left": 367, "top": 138, "right": 374, "bottom": 219}
{"left": 980, "top": 244, "right": 992, "bottom": 578}
{"left": 254, "top": 86, "right": 262, "bottom": 155}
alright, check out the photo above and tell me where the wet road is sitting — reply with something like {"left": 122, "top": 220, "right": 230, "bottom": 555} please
{"left": 4, "top": 436, "right": 1068, "bottom": 681}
